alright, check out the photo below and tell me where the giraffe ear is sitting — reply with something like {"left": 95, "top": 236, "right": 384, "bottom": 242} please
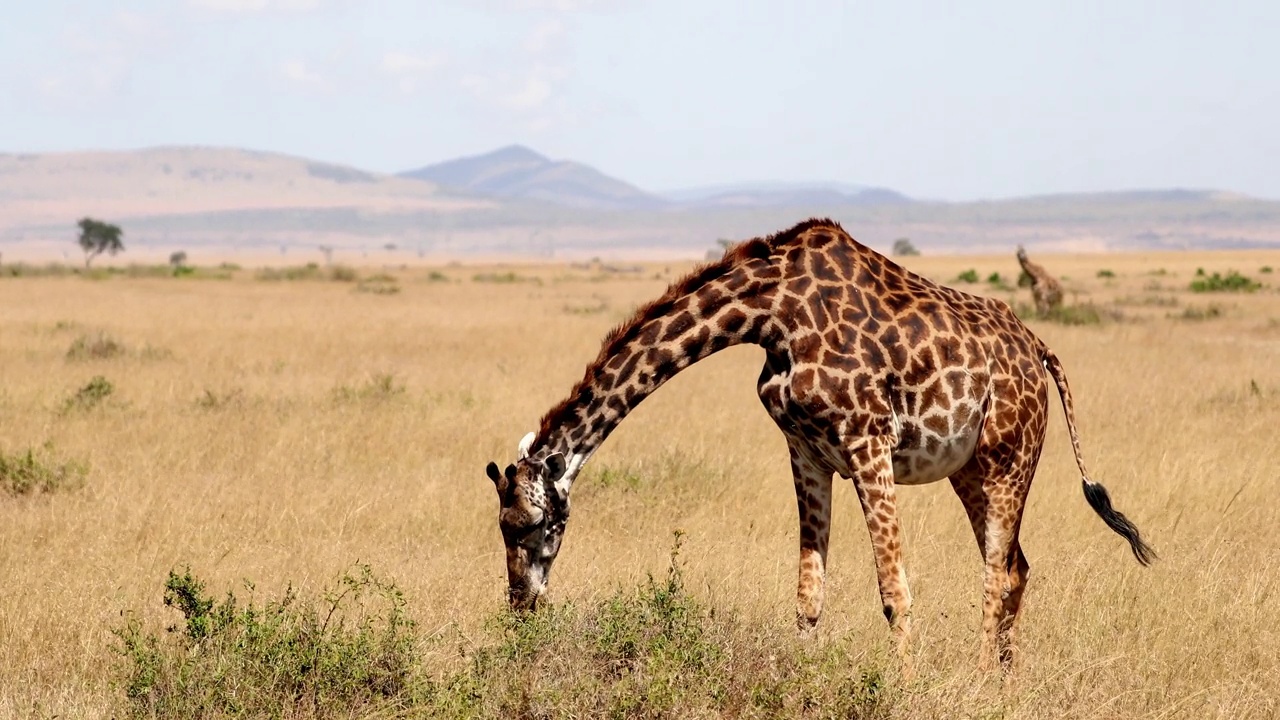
{"left": 517, "top": 432, "right": 536, "bottom": 460}
{"left": 543, "top": 452, "right": 566, "bottom": 482}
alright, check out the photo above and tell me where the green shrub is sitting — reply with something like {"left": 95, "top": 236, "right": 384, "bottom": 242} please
{"left": 955, "top": 269, "right": 979, "bottom": 284}
{"left": 0, "top": 443, "right": 87, "bottom": 496}
{"left": 1261, "top": 266, "right": 1274, "bottom": 274}
{"left": 1189, "top": 270, "right": 1261, "bottom": 293}
{"left": 1097, "top": 269, "right": 1116, "bottom": 278}
{"left": 112, "top": 565, "right": 418, "bottom": 719}
{"left": 66, "top": 332, "right": 126, "bottom": 360}
{"left": 424, "top": 270, "right": 450, "bottom": 283}
{"left": 64, "top": 375, "right": 115, "bottom": 412}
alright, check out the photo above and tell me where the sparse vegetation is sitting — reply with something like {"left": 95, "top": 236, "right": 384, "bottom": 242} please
{"left": 256, "top": 264, "right": 359, "bottom": 282}
{"left": 355, "top": 273, "right": 399, "bottom": 295}
{"left": 1190, "top": 269, "right": 1261, "bottom": 293}
{"left": 66, "top": 332, "right": 126, "bottom": 361}
{"left": 332, "top": 372, "right": 406, "bottom": 403}
{"left": 1176, "top": 304, "right": 1226, "bottom": 321}
{"left": 0, "top": 443, "right": 87, "bottom": 496}
{"left": 1016, "top": 301, "right": 1119, "bottom": 325}
{"left": 1261, "top": 266, "right": 1274, "bottom": 274}
{"left": 3, "top": 252, "right": 1280, "bottom": 718}
{"left": 1097, "top": 268, "right": 1116, "bottom": 278}
{"left": 473, "top": 271, "right": 542, "bottom": 285}
{"left": 955, "top": 268, "right": 979, "bottom": 283}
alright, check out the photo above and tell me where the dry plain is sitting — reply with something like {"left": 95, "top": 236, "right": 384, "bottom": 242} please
{"left": 1, "top": 247, "right": 1279, "bottom": 718}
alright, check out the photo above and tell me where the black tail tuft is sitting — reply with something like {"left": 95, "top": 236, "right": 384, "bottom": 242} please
{"left": 1082, "top": 480, "right": 1157, "bottom": 566}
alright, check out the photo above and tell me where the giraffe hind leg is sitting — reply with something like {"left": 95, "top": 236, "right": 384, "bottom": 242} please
{"left": 951, "top": 465, "right": 1033, "bottom": 673}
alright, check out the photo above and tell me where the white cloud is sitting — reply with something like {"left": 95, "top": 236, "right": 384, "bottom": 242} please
{"left": 280, "top": 59, "right": 328, "bottom": 90}
{"left": 379, "top": 51, "right": 446, "bottom": 95}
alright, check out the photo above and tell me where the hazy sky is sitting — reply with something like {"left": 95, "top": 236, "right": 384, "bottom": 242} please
{"left": 2, "top": 1, "right": 1277, "bottom": 200}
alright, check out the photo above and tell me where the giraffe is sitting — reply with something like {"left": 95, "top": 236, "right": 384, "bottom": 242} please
{"left": 485, "top": 218, "right": 1154, "bottom": 672}
{"left": 1016, "top": 245, "right": 1064, "bottom": 316}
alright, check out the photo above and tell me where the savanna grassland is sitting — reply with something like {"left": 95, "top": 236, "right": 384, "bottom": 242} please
{"left": 2, "top": 248, "right": 1279, "bottom": 719}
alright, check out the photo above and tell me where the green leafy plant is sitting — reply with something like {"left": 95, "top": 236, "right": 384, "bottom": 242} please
{"left": 955, "top": 269, "right": 980, "bottom": 284}
{"left": 1097, "top": 269, "right": 1116, "bottom": 278}
{"left": 112, "top": 565, "right": 418, "bottom": 719}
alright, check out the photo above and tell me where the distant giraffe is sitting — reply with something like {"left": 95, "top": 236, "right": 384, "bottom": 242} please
{"left": 485, "top": 219, "right": 1154, "bottom": 672}
{"left": 1016, "top": 245, "right": 1064, "bottom": 316}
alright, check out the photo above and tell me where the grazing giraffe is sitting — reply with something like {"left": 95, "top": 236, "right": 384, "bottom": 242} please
{"left": 1016, "top": 245, "right": 1064, "bottom": 316}
{"left": 485, "top": 218, "right": 1154, "bottom": 671}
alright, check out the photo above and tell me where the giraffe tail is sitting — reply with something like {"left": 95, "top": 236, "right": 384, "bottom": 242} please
{"left": 1043, "top": 349, "right": 1157, "bottom": 566}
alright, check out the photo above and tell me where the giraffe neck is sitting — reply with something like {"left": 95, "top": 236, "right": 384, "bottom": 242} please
{"left": 529, "top": 253, "right": 781, "bottom": 478}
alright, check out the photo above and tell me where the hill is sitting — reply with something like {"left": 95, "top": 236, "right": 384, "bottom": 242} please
{"left": 399, "top": 145, "right": 663, "bottom": 210}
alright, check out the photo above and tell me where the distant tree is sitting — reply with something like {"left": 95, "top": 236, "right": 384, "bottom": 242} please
{"left": 891, "top": 238, "right": 920, "bottom": 257}
{"left": 169, "top": 251, "right": 188, "bottom": 268}
{"left": 319, "top": 245, "right": 334, "bottom": 266}
{"left": 76, "top": 217, "right": 124, "bottom": 267}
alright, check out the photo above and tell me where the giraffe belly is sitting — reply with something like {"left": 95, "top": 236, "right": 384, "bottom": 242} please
{"left": 890, "top": 420, "right": 981, "bottom": 485}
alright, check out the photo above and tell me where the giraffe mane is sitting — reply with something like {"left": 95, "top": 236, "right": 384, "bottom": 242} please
{"left": 535, "top": 218, "right": 844, "bottom": 442}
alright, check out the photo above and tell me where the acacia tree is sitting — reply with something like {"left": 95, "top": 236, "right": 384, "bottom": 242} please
{"left": 891, "top": 237, "right": 920, "bottom": 257}
{"left": 77, "top": 217, "right": 124, "bottom": 267}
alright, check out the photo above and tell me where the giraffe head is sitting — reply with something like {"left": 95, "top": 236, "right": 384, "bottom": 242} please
{"left": 484, "top": 433, "right": 570, "bottom": 612}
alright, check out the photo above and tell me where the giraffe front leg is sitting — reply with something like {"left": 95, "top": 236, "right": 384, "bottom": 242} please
{"left": 790, "top": 445, "right": 833, "bottom": 633}
{"left": 849, "top": 437, "right": 914, "bottom": 675}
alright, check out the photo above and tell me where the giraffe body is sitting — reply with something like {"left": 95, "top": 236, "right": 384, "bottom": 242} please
{"left": 486, "top": 219, "right": 1153, "bottom": 672}
{"left": 1017, "top": 245, "right": 1064, "bottom": 315}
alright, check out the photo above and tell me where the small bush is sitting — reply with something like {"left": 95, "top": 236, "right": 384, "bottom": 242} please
{"left": 67, "top": 332, "right": 126, "bottom": 360}
{"left": 424, "top": 270, "right": 450, "bottom": 283}
{"left": 1190, "top": 270, "right": 1261, "bottom": 293}
{"left": 63, "top": 375, "right": 115, "bottom": 412}
{"left": 112, "top": 565, "right": 418, "bottom": 719}
{"left": 955, "top": 269, "right": 980, "bottom": 284}
{"left": 0, "top": 443, "right": 87, "bottom": 496}
{"left": 1261, "top": 266, "right": 1274, "bottom": 274}
{"left": 1097, "top": 269, "right": 1116, "bottom": 278}
{"left": 330, "top": 265, "right": 359, "bottom": 282}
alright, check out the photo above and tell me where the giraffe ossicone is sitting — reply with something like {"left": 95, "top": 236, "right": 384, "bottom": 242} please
{"left": 484, "top": 218, "right": 1154, "bottom": 672}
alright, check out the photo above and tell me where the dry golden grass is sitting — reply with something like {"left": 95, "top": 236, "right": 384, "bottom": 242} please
{"left": 1, "top": 250, "right": 1279, "bottom": 718}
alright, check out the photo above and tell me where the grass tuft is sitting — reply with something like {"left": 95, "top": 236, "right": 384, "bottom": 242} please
{"left": 63, "top": 375, "right": 115, "bottom": 412}
{"left": 66, "top": 332, "right": 126, "bottom": 361}
{"left": 0, "top": 442, "right": 87, "bottom": 496}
